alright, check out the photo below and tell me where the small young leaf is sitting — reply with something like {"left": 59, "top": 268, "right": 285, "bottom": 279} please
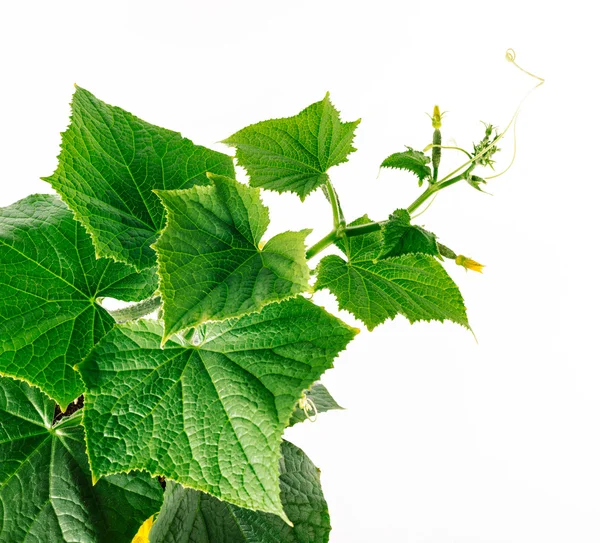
{"left": 223, "top": 93, "right": 360, "bottom": 200}
{"left": 78, "top": 297, "right": 357, "bottom": 522}
{"left": 0, "top": 194, "right": 156, "bottom": 409}
{"left": 380, "top": 148, "right": 432, "bottom": 185}
{"left": 154, "top": 174, "right": 311, "bottom": 340}
{"left": 315, "top": 216, "right": 469, "bottom": 331}
{"left": 380, "top": 209, "right": 439, "bottom": 259}
{"left": 43, "top": 86, "right": 235, "bottom": 270}
{"left": 288, "top": 383, "right": 343, "bottom": 426}
{"left": 466, "top": 174, "right": 488, "bottom": 192}
{"left": 149, "top": 441, "right": 331, "bottom": 543}
{"left": 0, "top": 376, "right": 163, "bottom": 542}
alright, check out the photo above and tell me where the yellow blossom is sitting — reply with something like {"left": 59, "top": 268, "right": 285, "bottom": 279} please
{"left": 455, "top": 255, "right": 484, "bottom": 273}
{"left": 431, "top": 105, "right": 443, "bottom": 129}
{"left": 132, "top": 516, "right": 154, "bottom": 543}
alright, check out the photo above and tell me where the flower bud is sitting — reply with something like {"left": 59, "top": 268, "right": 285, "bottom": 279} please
{"left": 431, "top": 105, "right": 442, "bottom": 129}
{"left": 456, "top": 255, "right": 484, "bottom": 273}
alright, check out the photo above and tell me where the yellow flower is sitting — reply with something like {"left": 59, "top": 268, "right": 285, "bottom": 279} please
{"left": 431, "top": 105, "right": 443, "bottom": 129}
{"left": 132, "top": 516, "right": 154, "bottom": 543}
{"left": 455, "top": 255, "right": 484, "bottom": 273}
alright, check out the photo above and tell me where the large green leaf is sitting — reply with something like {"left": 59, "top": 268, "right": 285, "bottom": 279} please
{"left": 149, "top": 441, "right": 330, "bottom": 543}
{"left": 43, "top": 86, "right": 235, "bottom": 270}
{"left": 154, "top": 174, "right": 311, "bottom": 341}
{"left": 315, "top": 216, "right": 469, "bottom": 331}
{"left": 78, "top": 297, "right": 356, "bottom": 522}
{"left": 0, "top": 194, "right": 156, "bottom": 409}
{"left": 0, "top": 376, "right": 163, "bottom": 543}
{"left": 288, "top": 383, "right": 343, "bottom": 427}
{"left": 223, "top": 93, "right": 360, "bottom": 200}
{"left": 380, "top": 147, "right": 432, "bottom": 185}
{"left": 380, "top": 209, "right": 439, "bottom": 259}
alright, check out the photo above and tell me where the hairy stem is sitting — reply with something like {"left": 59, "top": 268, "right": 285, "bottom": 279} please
{"left": 106, "top": 295, "right": 162, "bottom": 323}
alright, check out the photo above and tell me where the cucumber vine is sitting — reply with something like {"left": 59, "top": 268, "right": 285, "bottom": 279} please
{"left": 0, "top": 50, "right": 541, "bottom": 542}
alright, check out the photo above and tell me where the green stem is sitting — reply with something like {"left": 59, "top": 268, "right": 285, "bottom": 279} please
{"left": 436, "top": 136, "right": 498, "bottom": 186}
{"left": 306, "top": 230, "right": 337, "bottom": 261}
{"left": 436, "top": 163, "right": 476, "bottom": 190}
{"left": 431, "top": 145, "right": 472, "bottom": 158}
{"left": 404, "top": 162, "right": 476, "bottom": 216}
{"left": 305, "top": 161, "right": 477, "bottom": 261}
{"left": 107, "top": 295, "right": 162, "bottom": 323}
{"left": 306, "top": 178, "right": 348, "bottom": 261}
{"left": 325, "top": 177, "right": 344, "bottom": 229}
{"left": 406, "top": 184, "right": 439, "bottom": 214}
{"left": 344, "top": 221, "right": 383, "bottom": 238}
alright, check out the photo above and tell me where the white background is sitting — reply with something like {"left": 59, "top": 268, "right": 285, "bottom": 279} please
{"left": 1, "top": 1, "right": 598, "bottom": 541}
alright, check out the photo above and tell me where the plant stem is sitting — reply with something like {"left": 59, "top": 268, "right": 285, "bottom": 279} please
{"left": 306, "top": 230, "right": 337, "bottom": 261}
{"left": 107, "top": 295, "right": 162, "bottom": 323}
{"left": 305, "top": 161, "right": 477, "bottom": 261}
{"left": 406, "top": 184, "right": 439, "bottom": 214}
{"left": 325, "top": 176, "right": 344, "bottom": 229}
{"left": 344, "top": 220, "right": 383, "bottom": 238}
{"left": 306, "top": 178, "right": 348, "bottom": 261}
{"left": 430, "top": 144, "right": 473, "bottom": 158}
{"left": 404, "top": 162, "right": 477, "bottom": 215}
{"left": 436, "top": 163, "right": 476, "bottom": 190}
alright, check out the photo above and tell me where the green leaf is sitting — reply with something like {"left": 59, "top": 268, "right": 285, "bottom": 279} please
{"left": 0, "top": 376, "right": 163, "bottom": 542}
{"left": 78, "top": 297, "right": 356, "bottom": 521}
{"left": 154, "top": 174, "right": 311, "bottom": 341}
{"left": 380, "top": 148, "right": 432, "bottom": 185}
{"left": 43, "top": 86, "right": 235, "bottom": 270}
{"left": 223, "top": 93, "right": 360, "bottom": 200}
{"left": 0, "top": 194, "right": 156, "bottom": 409}
{"left": 288, "top": 383, "right": 342, "bottom": 427}
{"left": 315, "top": 216, "right": 469, "bottom": 331}
{"left": 466, "top": 174, "right": 488, "bottom": 192}
{"left": 150, "top": 440, "right": 330, "bottom": 543}
{"left": 380, "top": 209, "right": 439, "bottom": 259}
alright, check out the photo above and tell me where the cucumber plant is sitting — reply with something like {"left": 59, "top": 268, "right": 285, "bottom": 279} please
{"left": 0, "top": 51, "right": 541, "bottom": 542}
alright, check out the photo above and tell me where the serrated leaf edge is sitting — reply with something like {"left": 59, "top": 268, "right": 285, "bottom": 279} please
{"left": 79, "top": 303, "right": 357, "bottom": 523}
{"left": 221, "top": 93, "right": 361, "bottom": 201}
{"left": 315, "top": 253, "right": 471, "bottom": 332}
{"left": 151, "top": 178, "right": 313, "bottom": 343}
